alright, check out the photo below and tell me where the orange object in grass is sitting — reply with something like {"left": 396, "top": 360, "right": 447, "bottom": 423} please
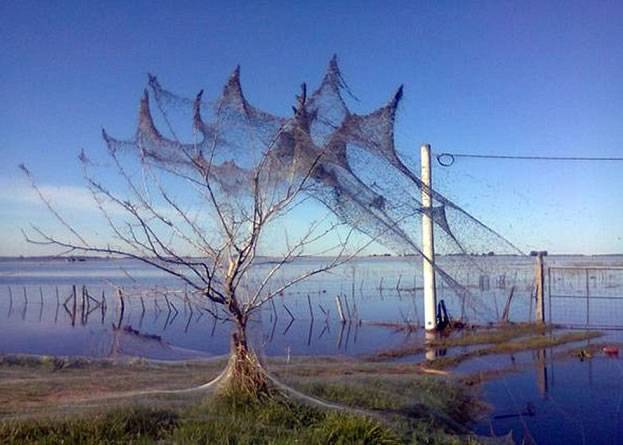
{"left": 603, "top": 346, "right": 619, "bottom": 355}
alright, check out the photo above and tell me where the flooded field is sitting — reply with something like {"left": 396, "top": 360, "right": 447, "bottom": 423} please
{"left": 473, "top": 349, "right": 623, "bottom": 444}
{"left": 1, "top": 255, "right": 622, "bottom": 359}
{"left": 2, "top": 254, "right": 623, "bottom": 443}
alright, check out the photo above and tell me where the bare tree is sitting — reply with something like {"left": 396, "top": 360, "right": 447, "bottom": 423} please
{"left": 26, "top": 56, "right": 516, "bottom": 395}
{"left": 24, "top": 56, "right": 520, "bottom": 396}
{"left": 21, "top": 62, "right": 390, "bottom": 395}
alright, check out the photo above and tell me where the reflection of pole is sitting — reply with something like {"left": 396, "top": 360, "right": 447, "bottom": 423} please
{"left": 425, "top": 330, "right": 437, "bottom": 361}
{"left": 421, "top": 144, "right": 437, "bottom": 331}
{"left": 587, "top": 337, "right": 593, "bottom": 386}
{"left": 535, "top": 348, "right": 549, "bottom": 397}
{"left": 335, "top": 295, "right": 346, "bottom": 323}
{"left": 116, "top": 288, "right": 125, "bottom": 329}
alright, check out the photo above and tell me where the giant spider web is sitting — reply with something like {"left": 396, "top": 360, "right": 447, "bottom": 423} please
{"left": 102, "top": 56, "right": 523, "bottom": 321}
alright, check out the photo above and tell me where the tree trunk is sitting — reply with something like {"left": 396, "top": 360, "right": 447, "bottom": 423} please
{"left": 220, "top": 316, "right": 271, "bottom": 398}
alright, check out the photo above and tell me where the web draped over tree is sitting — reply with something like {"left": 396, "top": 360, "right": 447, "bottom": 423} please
{"left": 98, "top": 56, "right": 521, "bottom": 320}
{"left": 24, "top": 56, "right": 523, "bottom": 331}
{"left": 20, "top": 56, "right": 527, "bottom": 397}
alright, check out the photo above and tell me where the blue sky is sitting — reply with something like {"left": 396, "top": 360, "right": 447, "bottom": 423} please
{"left": 1, "top": 0, "right": 622, "bottom": 255}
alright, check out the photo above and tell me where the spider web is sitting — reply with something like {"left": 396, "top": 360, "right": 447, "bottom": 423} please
{"left": 102, "top": 56, "right": 524, "bottom": 321}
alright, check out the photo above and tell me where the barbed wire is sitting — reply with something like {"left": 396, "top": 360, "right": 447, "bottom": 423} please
{"left": 435, "top": 152, "right": 623, "bottom": 167}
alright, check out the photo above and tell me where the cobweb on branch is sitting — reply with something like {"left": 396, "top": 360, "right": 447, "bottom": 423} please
{"left": 102, "top": 55, "right": 523, "bottom": 321}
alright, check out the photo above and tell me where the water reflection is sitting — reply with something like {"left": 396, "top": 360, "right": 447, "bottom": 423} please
{"left": 1, "top": 282, "right": 424, "bottom": 360}
{"left": 2, "top": 253, "right": 622, "bottom": 360}
{"left": 3, "top": 257, "right": 623, "bottom": 443}
{"left": 473, "top": 339, "right": 623, "bottom": 444}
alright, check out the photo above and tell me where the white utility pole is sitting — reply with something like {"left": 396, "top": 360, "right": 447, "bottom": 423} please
{"left": 421, "top": 144, "right": 437, "bottom": 331}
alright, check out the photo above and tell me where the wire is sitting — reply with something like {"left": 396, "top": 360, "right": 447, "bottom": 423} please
{"left": 436, "top": 152, "right": 623, "bottom": 167}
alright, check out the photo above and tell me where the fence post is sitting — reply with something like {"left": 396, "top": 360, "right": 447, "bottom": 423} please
{"left": 585, "top": 268, "right": 590, "bottom": 326}
{"left": 547, "top": 267, "right": 552, "bottom": 324}
{"left": 71, "top": 285, "right": 77, "bottom": 326}
{"left": 535, "top": 252, "right": 546, "bottom": 323}
{"left": 421, "top": 144, "right": 437, "bottom": 331}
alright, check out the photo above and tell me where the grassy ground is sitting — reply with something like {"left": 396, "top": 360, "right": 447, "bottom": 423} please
{"left": 371, "top": 322, "right": 601, "bottom": 367}
{"left": 0, "top": 355, "right": 489, "bottom": 444}
{"left": 425, "top": 330, "right": 601, "bottom": 370}
{"left": 0, "top": 355, "right": 225, "bottom": 419}
{"left": 371, "top": 322, "right": 551, "bottom": 361}
{"left": 280, "top": 374, "right": 485, "bottom": 444}
{"left": 1, "top": 323, "right": 597, "bottom": 444}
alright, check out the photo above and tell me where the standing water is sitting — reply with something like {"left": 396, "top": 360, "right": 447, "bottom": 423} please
{"left": 2, "top": 255, "right": 623, "bottom": 443}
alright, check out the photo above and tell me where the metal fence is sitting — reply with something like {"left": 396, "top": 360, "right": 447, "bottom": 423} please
{"left": 548, "top": 266, "right": 623, "bottom": 328}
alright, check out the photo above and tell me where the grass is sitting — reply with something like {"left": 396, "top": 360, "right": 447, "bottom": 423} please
{"left": 1, "top": 407, "right": 179, "bottom": 444}
{"left": 172, "top": 391, "right": 403, "bottom": 445}
{"left": 372, "top": 322, "right": 553, "bottom": 361}
{"left": 426, "top": 330, "right": 602, "bottom": 370}
{"left": 3, "top": 323, "right": 594, "bottom": 443}
{"left": 0, "top": 392, "right": 406, "bottom": 445}
{"left": 0, "top": 355, "right": 109, "bottom": 369}
{"left": 429, "top": 323, "right": 553, "bottom": 348}
{"left": 0, "top": 355, "right": 226, "bottom": 418}
{"left": 290, "top": 376, "right": 483, "bottom": 435}
{"left": 272, "top": 364, "right": 488, "bottom": 444}
{"left": 371, "top": 322, "right": 598, "bottom": 364}
{"left": 0, "top": 355, "right": 487, "bottom": 444}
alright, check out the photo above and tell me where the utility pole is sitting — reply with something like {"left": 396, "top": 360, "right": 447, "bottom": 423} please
{"left": 421, "top": 144, "right": 437, "bottom": 331}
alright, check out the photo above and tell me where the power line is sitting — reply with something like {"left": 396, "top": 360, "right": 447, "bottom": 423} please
{"left": 435, "top": 152, "right": 623, "bottom": 167}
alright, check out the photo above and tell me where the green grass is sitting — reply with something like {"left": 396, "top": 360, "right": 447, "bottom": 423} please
{"left": 430, "top": 323, "right": 553, "bottom": 348}
{"left": 0, "top": 357, "right": 487, "bottom": 444}
{"left": 172, "top": 391, "right": 403, "bottom": 445}
{"left": 0, "top": 354, "right": 115, "bottom": 370}
{"left": 294, "top": 376, "right": 478, "bottom": 424}
{"left": 427, "top": 330, "right": 602, "bottom": 370}
{"left": 0, "top": 407, "right": 179, "bottom": 444}
{"left": 281, "top": 373, "right": 486, "bottom": 444}
{"left": 0, "top": 325, "right": 602, "bottom": 443}
{"left": 4, "top": 323, "right": 588, "bottom": 444}
{"left": 371, "top": 323, "right": 599, "bottom": 365}
{"left": 0, "top": 392, "right": 405, "bottom": 445}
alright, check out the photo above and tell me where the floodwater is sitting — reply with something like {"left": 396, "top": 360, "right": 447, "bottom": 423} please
{"left": 0, "top": 255, "right": 536, "bottom": 360}
{"left": 1, "top": 255, "right": 621, "bottom": 359}
{"left": 470, "top": 342, "right": 623, "bottom": 445}
{"left": 1, "top": 255, "right": 623, "bottom": 443}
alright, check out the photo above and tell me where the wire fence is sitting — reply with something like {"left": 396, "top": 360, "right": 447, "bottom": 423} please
{"left": 548, "top": 266, "right": 623, "bottom": 329}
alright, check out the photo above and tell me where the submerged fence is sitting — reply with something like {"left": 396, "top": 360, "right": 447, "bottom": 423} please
{"left": 548, "top": 266, "right": 623, "bottom": 329}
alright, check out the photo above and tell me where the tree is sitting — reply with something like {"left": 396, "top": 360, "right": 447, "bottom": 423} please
{"left": 23, "top": 57, "right": 522, "bottom": 395}
{"left": 20, "top": 59, "right": 393, "bottom": 396}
